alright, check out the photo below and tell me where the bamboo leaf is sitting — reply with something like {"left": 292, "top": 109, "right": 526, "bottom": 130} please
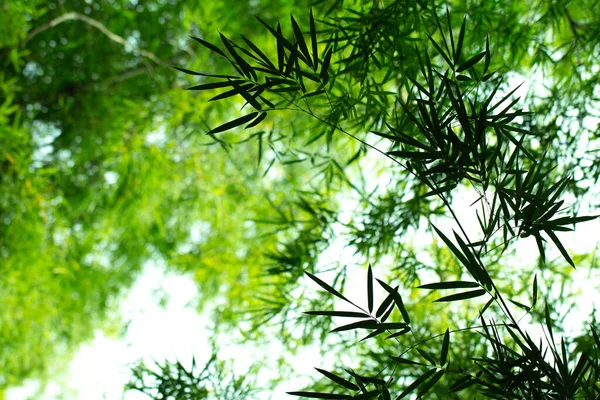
{"left": 454, "top": 17, "right": 466, "bottom": 63}
{"left": 190, "top": 35, "right": 226, "bottom": 57}
{"left": 304, "top": 310, "right": 369, "bottom": 318}
{"left": 287, "top": 392, "right": 352, "bottom": 399}
{"left": 440, "top": 329, "right": 450, "bottom": 365}
{"left": 456, "top": 51, "right": 486, "bottom": 72}
{"left": 419, "top": 281, "right": 480, "bottom": 290}
{"left": 377, "top": 279, "right": 410, "bottom": 324}
{"left": 434, "top": 289, "right": 487, "bottom": 302}
{"left": 331, "top": 319, "right": 377, "bottom": 333}
{"left": 417, "top": 369, "right": 445, "bottom": 398}
{"left": 397, "top": 368, "right": 437, "bottom": 399}
{"left": 245, "top": 111, "right": 267, "bottom": 129}
{"left": 367, "top": 264, "right": 374, "bottom": 313}
{"left": 305, "top": 271, "right": 350, "bottom": 303}
{"left": 315, "top": 368, "right": 360, "bottom": 391}
{"left": 291, "top": 14, "right": 313, "bottom": 67}
{"left": 207, "top": 113, "right": 258, "bottom": 135}
{"left": 309, "top": 8, "right": 319, "bottom": 68}
{"left": 187, "top": 80, "right": 246, "bottom": 91}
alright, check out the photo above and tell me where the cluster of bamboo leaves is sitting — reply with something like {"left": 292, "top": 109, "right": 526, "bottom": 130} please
{"left": 178, "top": 7, "right": 600, "bottom": 400}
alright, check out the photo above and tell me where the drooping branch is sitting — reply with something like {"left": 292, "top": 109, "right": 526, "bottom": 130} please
{"left": 24, "top": 11, "right": 166, "bottom": 67}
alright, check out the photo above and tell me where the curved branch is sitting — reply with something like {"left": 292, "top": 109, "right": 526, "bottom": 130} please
{"left": 24, "top": 12, "right": 166, "bottom": 67}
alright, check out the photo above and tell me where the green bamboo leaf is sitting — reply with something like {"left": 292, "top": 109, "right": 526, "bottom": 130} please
{"left": 417, "top": 369, "right": 445, "bottom": 398}
{"left": 385, "top": 327, "right": 411, "bottom": 339}
{"left": 391, "top": 356, "right": 422, "bottom": 366}
{"left": 208, "top": 84, "right": 254, "bottom": 102}
{"left": 434, "top": 289, "right": 487, "bottom": 302}
{"left": 360, "top": 329, "right": 386, "bottom": 342}
{"left": 545, "top": 303, "right": 554, "bottom": 342}
{"left": 456, "top": 51, "right": 486, "bottom": 72}
{"left": 315, "top": 368, "right": 360, "bottom": 391}
{"left": 508, "top": 299, "right": 530, "bottom": 312}
{"left": 284, "top": 44, "right": 299, "bottom": 77}
{"left": 331, "top": 319, "right": 377, "bottom": 333}
{"left": 240, "top": 34, "right": 276, "bottom": 69}
{"left": 187, "top": 80, "right": 246, "bottom": 91}
{"left": 276, "top": 23, "right": 285, "bottom": 72}
{"left": 287, "top": 392, "right": 352, "bottom": 399}
{"left": 320, "top": 47, "right": 333, "bottom": 83}
{"left": 544, "top": 228, "right": 574, "bottom": 267}
{"left": 484, "top": 35, "right": 490, "bottom": 73}
{"left": 305, "top": 271, "right": 350, "bottom": 303}
{"left": 219, "top": 33, "right": 256, "bottom": 81}
{"left": 377, "top": 322, "right": 408, "bottom": 330}
{"left": 449, "top": 375, "right": 477, "bottom": 393}
{"left": 479, "top": 296, "right": 494, "bottom": 316}
{"left": 375, "top": 290, "right": 395, "bottom": 318}
{"left": 190, "top": 35, "right": 226, "bottom": 57}
{"left": 427, "top": 35, "right": 453, "bottom": 68}
{"left": 387, "top": 150, "right": 437, "bottom": 161}
{"left": 397, "top": 368, "right": 437, "bottom": 399}
{"left": 245, "top": 111, "right": 267, "bottom": 129}
{"left": 173, "top": 66, "right": 237, "bottom": 79}
{"left": 432, "top": 225, "right": 470, "bottom": 270}
{"left": 532, "top": 274, "right": 538, "bottom": 307}
{"left": 417, "top": 348, "right": 437, "bottom": 365}
{"left": 454, "top": 17, "right": 466, "bottom": 63}
{"left": 309, "top": 8, "right": 319, "bottom": 68}
{"left": 367, "top": 264, "right": 373, "bottom": 313}
{"left": 440, "top": 329, "right": 450, "bottom": 365}
{"left": 419, "top": 281, "right": 480, "bottom": 290}
{"left": 382, "top": 388, "right": 391, "bottom": 400}
{"left": 207, "top": 112, "right": 258, "bottom": 135}
{"left": 377, "top": 279, "right": 410, "bottom": 324}
{"left": 591, "top": 325, "right": 600, "bottom": 348}
{"left": 304, "top": 310, "right": 369, "bottom": 318}
{"left": 290, "top": 14, "right": 313, "bottom": 67}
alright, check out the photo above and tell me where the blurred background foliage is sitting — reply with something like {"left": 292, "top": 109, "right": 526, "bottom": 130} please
{"left": 1, "top": 0, "right": 600, "bottom": 398}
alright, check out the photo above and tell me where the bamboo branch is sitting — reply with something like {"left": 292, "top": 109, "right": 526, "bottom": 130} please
{"left": 24, "top": 11, "right": 166, "bottom": 67}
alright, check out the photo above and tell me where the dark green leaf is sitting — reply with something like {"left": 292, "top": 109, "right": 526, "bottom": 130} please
{"left": 367, "top": 264, "right": 373, "bottom": 313}
{"left": 207, "top": 112, "right": 258, "bottom": 135}
{"left": 315, "top": 368, "right": 360, "bottom": 391}
{"left": 454, "top": 17, "right": 466, "bottom": 63}
{"left": 440, "top": 329, "right": 450, "bottom": 365}
{"left": 187, "top": 80, "right": 246, "bottom": 91}
{"left": 331, "top": 319, "right": 377, "bottom": 333}
{"left": 245, "top": 111, "right": 267, "bottom": 129}
{"left": 377, "top": 279, "right": 410, "bottom": 324}
{"left": 532, "top": 274, "right": 538, "bottom": 307}
{"left": 397, "top": 368, "right": 437, "bottom": 399}
{"left": 434, "top": 289, "right": 487, "bottom": 302}
{"left": 416, "top": 348, "right": 437, "bottom": 365}
{"left": 320, "top": 47, "right": 333, "bottom": 83}
{"left": 385, "top": 327, "right": 411, "bottom": 339}
{"left": 544, "top": 228, "right": 574, "bottom": 268}
{"left": 417, "top": 369, "right": 445, "bottom": 398}
{"left": 309, "top": 8, "right": 319, "bottom": 68}
{"left": 190, "top": 36, "right": 226, "bottom": 57}
{"left": 291, "top": 14, "right": 313, "bottom": 67}
{"left": 419, "top": 281, "right": 480, "bottom": 290}
{"left": 305, "top": 271, "right": 351, "bottom": 303}
{"left": 456, "top": 51, "right": 486, "bottom": 72}
{"left": 287, "top": 392, "right": 352, "bottom": 399}
{"left": 304, "top": 311, "right": 369, "bottom": 318}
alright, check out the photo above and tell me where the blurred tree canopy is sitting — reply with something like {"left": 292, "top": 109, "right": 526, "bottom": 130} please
{"left": 2, "top": 0, "right": 600, "bottom": 398}
{"left": 128, "top": 0, "right": 600, "bottom": 398}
